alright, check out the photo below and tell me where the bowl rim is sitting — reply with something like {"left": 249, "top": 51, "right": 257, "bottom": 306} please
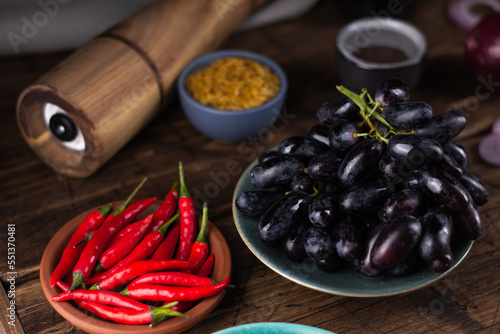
{"left": 177, "top": 49, "right": 288, "bottom": 115}
{"left": 336, "top": 17, "right": 427, "bottom": 70}
{"left": 40, "top": 200, "right": 232, "bottom": 334}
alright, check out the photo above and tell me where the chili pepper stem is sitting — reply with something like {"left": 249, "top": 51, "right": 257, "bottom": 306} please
{"left": 196, "top": 203, "right": 209, "bottom": 244}
{"left": 73, "top": 232, "right": 92, "bottom": 248}
{"left": 178, "top": 162, "right": 191, "bottom": 198}
{"left": 70, "top": 271, "right": 86, "bottom": 292}
{"left": 150, "top": 305, "right": 189, "bottom": 327}
{"left": 113, "top": 176, "right": 148, "bottom": 215}
{"left": 120, "top": 288, "right": 129, "bottom": 296}
{"left": 98, "top": 204, "right": 112, "bottom": 217}
{"left": 157, "top": 213, "right": 180, "bottom": 235}
{"left": 93, "top": 262, "right": 104, "bottom": 273}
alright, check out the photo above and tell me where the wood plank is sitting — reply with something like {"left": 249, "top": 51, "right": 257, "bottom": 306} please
{"left": 0, "top": 280, "right": 25, "bottom": 334}
{"left": 0, "top": 0, "right": 499, "bottom": 333}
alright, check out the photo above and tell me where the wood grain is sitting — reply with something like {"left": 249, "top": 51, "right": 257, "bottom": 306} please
{"left": 1, "top": 0, "right": 499, "bottom": 333}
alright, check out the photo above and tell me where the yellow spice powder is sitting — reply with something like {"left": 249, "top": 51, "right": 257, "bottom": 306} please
{"left": 185, "top": 57, "right": 281, "bottom": 111}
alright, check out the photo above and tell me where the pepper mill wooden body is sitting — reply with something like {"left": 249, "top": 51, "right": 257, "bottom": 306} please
{"left": 17, "top": 0, "right": 267, "bottom": 177}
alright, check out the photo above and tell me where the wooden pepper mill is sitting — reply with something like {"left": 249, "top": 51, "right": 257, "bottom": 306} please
{"left": 16, "top": 0, "right": 267, "bottom": 177}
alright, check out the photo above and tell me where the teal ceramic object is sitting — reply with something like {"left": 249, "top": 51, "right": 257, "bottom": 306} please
{"left": 232, "top": 158, "right": 474, "bottom": 297}
{"left": 212, "top": 322, "right": 335, "bottom": 334}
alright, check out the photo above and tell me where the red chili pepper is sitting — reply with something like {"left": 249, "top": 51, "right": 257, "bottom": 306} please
{"left": 174, "top": 162, "right": 197, "bottom": 261}
{"left": 122, "top": 278, "right": 229, "bottom": 302}
{"left": 55, "top": 281, "right": 187, "bottom": 326}
{"left": 147, "top": 182, "right": 179, "bottom": 234}
{"left": 84, "top": 213, "right": 179, "bottom": 285}
{"left": 75, "top": 177, "right": 148, "bottom": 247}
{"left": 51, "top": 289, "right": 149, "bottom": 311}
{"left": 106, "top": 219, "right": 143, "bottom": 250}
{"left": 165, "top": 253, "right": 215, "bottom": 311}
{"left": 70, "top": 197, "right": 157, "bottom": 291}
{"left": 93, "top": 214, "right": 154, "bottom": 272}
{"left": 50, "top": 204, "right": 111, "bottom": 288}
{"left": 93, "top": 259, "right": 196, "bottom": 291}
{"left": 184, "top": 203, "right": 209, "bottom": 274}
{"left": 195, "top": 253, "right": 215, "bottom": 278}
{"left": 128, "top": 272, "right": 215, "bottom": 288}
{"left": 151, "top": 225, "right": 180, "bottom": 260}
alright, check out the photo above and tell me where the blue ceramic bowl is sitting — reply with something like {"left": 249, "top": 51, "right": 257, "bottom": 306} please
{"left": 212, "top": 322, "right": 335, "bottom": 334}
{"left": 177, "top": 50, "right": 288, "bottom": 142}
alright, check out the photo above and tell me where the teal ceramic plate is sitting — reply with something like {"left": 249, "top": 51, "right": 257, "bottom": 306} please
{"left": 212, "top": 322, "right": 335, "bottom": 334}
{"left": 232, "top": 159, "right": 474, "bottom": 297}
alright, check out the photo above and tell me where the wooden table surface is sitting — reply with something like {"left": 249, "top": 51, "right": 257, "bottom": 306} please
{"left": 1, "top": 1, "right": 499, "bottom": 333}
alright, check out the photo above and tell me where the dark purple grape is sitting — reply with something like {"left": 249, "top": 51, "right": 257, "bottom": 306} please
{"left": 235, "top": 190, "right": 283, "bottom": 216}
{"left": 418, "top": 207, "right": 453, "bottom": 261}
{"left": 357, "top": 224, "right": 384, "bottom": 277}
{"left": 443, "top": 140, "right": 469, "bottom": 170}
{"left": 333, "top": 215, "right": 362, "bottom": 262}
{"left": 427, "top": 245, "right": 453, "bottom": 273}
{"left": 434, "top": 152, "right": 464, "bottom": 179}
{"left": 306, "top": 124, "right": 330, "bottom": 146}
{"left": 378, "top": 188, "right": 427, "bottom": 223}
{"left": 451, "top": 193, "right": 482, "bottom": 240}
{"left": 382, "top": 101, "right": 433, "bottom": 130}
{"left": 415, "top": 110, "right": 467, "bottom": 143}
{"left": 307, "top": 150, "right": 344, "bottom": 181}
{"left": 375, "top": 78, "right": 411, "bottom": 105}
{"left": 459, "top": 172, "right": 489, "bottom": 206}
{"left": 259, "top": 150, "right": 279, "bottom": 164}
{"left": 387, "top": 249, "right": 419, "bottom": 277}
{"left": 290, "top": 173, "right": 315, "bottom": 193}
{"left": 339, "top": 179, "right": 395, "bottom": 213}
{"left": 379, "top": 152, "right": 412, "bottom": 183}
{"left": 417, "top": 167, "right": 470, "bottom": 212}
{"left": 338, "top": 139, "right": 385, "bottom": 188}
{"left": 316, "top": 96, "right": 359, "bottom": 125}
{"left": 351, "top": 213, "right": 380, "bottom": 235}
{"left": 329, "top": 119, "right": 366, "bottom": 151}
{"left": 370, "top": 215, "right": 421, "bottom": 270}
{"left": 278, "top": 136, "right": 330, "bottom": 163}
{"left": 402, "top": 173, "right": 419, "bottom": 188}
{"left": 308, "top": 193, "right": 339, "bottom": 228}
{"left": 304, "top": 226, "right": 341, "bottom": 272}
{"left": 322, "top": 180, "right": 344, "bottom": 194}
{"left": 250, "top": 156, "right": 304, "bottom": 189}
{"left": 388, "top": 134, "right": 443, "bottom": 167}
{"left": 282, "top": 219, "right": 310, "bottom": 262}
{"left": 258, "top": 192, "right": 311, "bottom": 243}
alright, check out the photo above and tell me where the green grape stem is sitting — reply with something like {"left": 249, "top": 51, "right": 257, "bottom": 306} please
{"left": 335, "top": 85, "right": 412, "bottom": 143}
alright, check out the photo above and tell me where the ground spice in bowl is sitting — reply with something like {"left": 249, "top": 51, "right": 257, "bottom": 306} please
{"left": 185, "top": 57, "right": 280, "bottom": 111}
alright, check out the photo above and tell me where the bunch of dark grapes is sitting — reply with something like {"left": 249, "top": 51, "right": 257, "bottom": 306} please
{"left": 235, "top": 79, "right": 489, "bottom": 277}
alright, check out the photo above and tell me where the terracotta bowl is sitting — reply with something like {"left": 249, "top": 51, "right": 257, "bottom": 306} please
{"left": 40, "top": 200, "right": 232, "bottom": 334}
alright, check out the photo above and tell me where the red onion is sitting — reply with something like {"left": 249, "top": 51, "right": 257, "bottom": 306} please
{"left": 493, "top": 118, "right": 500, "bottom": 134}
{"left": 479, "top": 133, "right": 500, "bottom": 166}
{"left": 465, "top": 12, "right": 500, "bottom": 83}
{"left": 448, "top": 0, "right": 500, "bottom": 31}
